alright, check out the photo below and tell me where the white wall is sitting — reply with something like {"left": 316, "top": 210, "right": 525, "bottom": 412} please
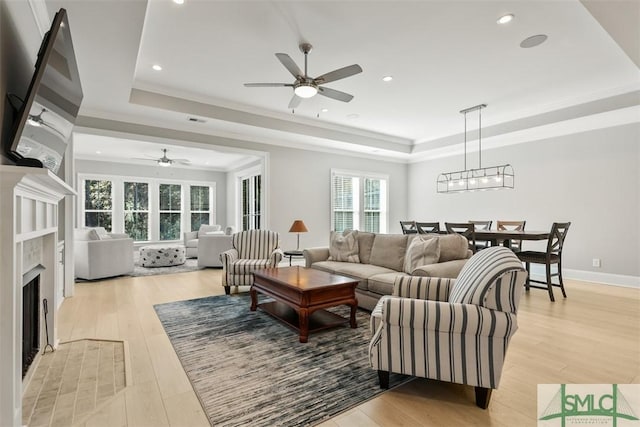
{"left": 264, "top": 145, "right": 408, "bottom": 251}
{"left": 408, "top": 123, "right": 640, "bottom": 280}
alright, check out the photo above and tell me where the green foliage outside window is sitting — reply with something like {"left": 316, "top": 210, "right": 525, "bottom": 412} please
{"left": 124, "top": 182, "right": 149, "bottom": 241}
{"left": 84, "top": 180, "right": 112, "bottom": 231}
{"left": 159, "top": 184, "right": 181, "bottom": 240}
{"left": 190, "top": 186, "right": 210, "bottom": 231}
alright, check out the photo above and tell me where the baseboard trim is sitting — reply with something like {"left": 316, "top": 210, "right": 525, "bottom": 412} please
{"left": 530, "top": 266, "right": 640, "bottom": 289}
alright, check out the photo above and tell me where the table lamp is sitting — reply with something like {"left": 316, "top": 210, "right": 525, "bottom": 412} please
{"left": 288, "top": 220, "right": 308, "bottom": 251}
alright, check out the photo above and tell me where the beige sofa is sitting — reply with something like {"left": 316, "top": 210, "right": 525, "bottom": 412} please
{"left": 303, "top": 232, "right": 471, "bottom": 310}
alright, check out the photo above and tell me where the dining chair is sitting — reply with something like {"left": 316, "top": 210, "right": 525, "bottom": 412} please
{"left": 415, "top": 221, "right": 440, "bottom": 234}
{"left": 497, "top": 220, "right": 526, "bottom": 252}
{"left": 516, "top": 222, "right": 571, "bottom": 302}
{"left": 469, "top": 220, "right": 493, "bottom": 250}
{"left": 399, "top": 221, "right": 418, "bottom": 234}
{"left": 445, "top": 222, "right": 476, "bottom": 253}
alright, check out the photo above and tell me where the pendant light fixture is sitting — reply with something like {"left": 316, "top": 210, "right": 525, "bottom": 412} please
{"left": 437, "top": 104, "right": 514, "bottom": 193}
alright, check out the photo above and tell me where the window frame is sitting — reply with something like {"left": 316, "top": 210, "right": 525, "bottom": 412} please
{"left": 123, "top": 180, "right": 150, "bottom": 241}
{"left": 78, "top": 173, "right": 216, "bottom": 243}
{"left": 81, "top": 178, "right": 114, "bottom": 232}
{"left": 330, "top": 169, "right": 389, "bottom": 233}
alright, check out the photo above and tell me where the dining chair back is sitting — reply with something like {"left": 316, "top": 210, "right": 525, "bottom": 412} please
{"left": 445, "top": 222, "right": 476, "bottom": 253}
{"left": 516, "top": 222, "right": 571, "bottom": 302}
{"left": 399, "top": 221, "right": 418, "bottom": 234}
{"left": 469, "top": 220, "right": 493, "bottom": 250}
{"left": 497, "top": 220, "right": 526, "bottom": 252}
{"left": 415, "top": 222, "right": 440, "bottom": 234}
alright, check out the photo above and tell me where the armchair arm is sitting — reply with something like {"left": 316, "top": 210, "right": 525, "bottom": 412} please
{"left": 219, "top": 248, "right": 239, "bottom": 268}
{"left": 105, "top": 233, "right": 130, "bottom": 240}
{"left": 303, "top": 247, "right": 330, "bottom": 267}
{"left": 269, "top": 248, "right": 284, "bottom": 266}
{"left": 392, "top": 276, "right": 454, "bottom": 302}
{"left": 379, "top": 297, "right": 517, "bottom": 339}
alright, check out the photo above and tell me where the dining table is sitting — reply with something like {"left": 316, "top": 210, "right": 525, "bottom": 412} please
{"left": 473, "top": 229, "right": 550, "bottom": 248}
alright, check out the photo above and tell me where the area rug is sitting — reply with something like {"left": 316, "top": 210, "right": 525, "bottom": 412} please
{"left": 154, "top": 294, "right": 406, "bottom": 427}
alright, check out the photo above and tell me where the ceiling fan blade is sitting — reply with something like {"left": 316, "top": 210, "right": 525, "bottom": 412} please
{"left": 244, "top": 83, "right": 293, "bottom": 87}
{"left": 275, "top": 53, "right": 303, "bottom": 78}
{"left": 132, "top": 157, "right": 157, "bottom": 162}
{"left": 317, "top": 86, "right": 354, "bottom": 103}
{"left": 174, "top": 160, "right": 191, "bottom": 165}
{"left": 314, "top": 64, "right": 362, "bottom": 84}
{"left": 288, "top": 95, "right": 302, "bottom": 109}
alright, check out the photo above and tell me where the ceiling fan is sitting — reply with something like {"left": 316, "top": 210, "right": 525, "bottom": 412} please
{"left": 135, "top": 149, "right": 191, "bottom": 167}
{"left": 27, "top": 108, "right": 65, "bottom": 138}
{"left": 244, "top": 43, "right": 363, "bottom": 109}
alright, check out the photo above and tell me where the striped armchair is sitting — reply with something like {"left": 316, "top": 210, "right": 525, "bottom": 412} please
{"left": 369, "top": 247, "right": 527, "bottom": 408}
{"left": 220, "top": 230, "right": 283, "bottom": 295}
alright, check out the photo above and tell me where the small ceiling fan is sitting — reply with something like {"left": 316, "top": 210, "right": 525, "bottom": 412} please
{"left": 135, "top": 149, "right": 191, "bottom": 167}
{"left": 244, "top": 43, "right": 363, "bottom": 109}
{"left": 27, "top": 108, "right": 65, "bottom": 138}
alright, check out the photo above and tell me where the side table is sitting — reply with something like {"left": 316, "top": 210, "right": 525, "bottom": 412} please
{"left": 283, "top": 250, "right": 304, "bottom": 266}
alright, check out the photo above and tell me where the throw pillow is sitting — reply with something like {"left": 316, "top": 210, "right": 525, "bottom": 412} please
{"left": 438, "top": 233, "right": 470, "bottom": 262}
{"left": 87, "top": 229, "right": 101, "bottom": 241}
{"left": 327, "top": 230, "right": 360, "bottom": 263}
{"left": 403, "top": 236, "right": 440, "bottom": 274}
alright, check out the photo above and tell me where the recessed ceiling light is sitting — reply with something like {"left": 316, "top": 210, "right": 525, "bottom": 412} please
{"left": 173, "top": 0, "right": 184, "bottom": 4}
{"left": 382, "top": 76, "right": 393, "bottom": 82}
{"left": 497, "top": 14, "right": 514, "bottom": 24}
{"left": 347, "top": 113, "right": 359, "bottom": 120}
{"left": 321, "top": 108, "right": 329, "bottom": 113}
{"left": 520, "top": 34, "right": 548, "bottom": 48}
{"left": 95, "top": 150, "right": 101, "bottom": 154}
{"left": 152, "top": 64, "right": 162, "bottom": 71}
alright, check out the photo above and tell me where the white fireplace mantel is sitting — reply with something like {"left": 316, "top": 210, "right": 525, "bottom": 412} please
{"left": 0, "top": 165, "right": 75, "bottom": 426}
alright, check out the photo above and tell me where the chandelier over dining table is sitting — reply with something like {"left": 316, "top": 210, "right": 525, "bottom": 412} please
{"left": 437, "top": 104, "right": 514, "bottom": 193}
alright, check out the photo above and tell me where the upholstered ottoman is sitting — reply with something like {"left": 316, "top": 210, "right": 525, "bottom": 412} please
{"left": 139, "top": 245, "right": 186, "bottom": 267}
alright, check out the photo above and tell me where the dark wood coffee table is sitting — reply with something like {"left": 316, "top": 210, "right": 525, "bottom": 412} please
{"left": 250, "top": 266, "right": 359, "bottom": 343}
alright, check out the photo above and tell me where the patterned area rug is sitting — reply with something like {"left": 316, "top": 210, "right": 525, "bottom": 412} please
{"left": 154, "top": 294, "right": 406, "bottom": 427}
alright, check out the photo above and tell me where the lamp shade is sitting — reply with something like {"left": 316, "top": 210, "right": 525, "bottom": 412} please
{"left": 289, "top": 220, "right": 308, "bottom": 233}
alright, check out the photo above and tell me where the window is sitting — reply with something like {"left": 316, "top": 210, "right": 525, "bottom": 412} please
{"left": 124, "top": 181, "right": 149, "bottom": 241}
{"left": 84, "top": 179, "right": 113, "bottom": 231}
{"left": 331, "top": 170, "right": 388, "bottom": 233}
{"left": 241, "top": 175, "right": 261, "bottom": 230}
{"left": 159, "top": 184, "right": 182, "bottom": 240}
{"left": 190, "top": 185, "right": 211, "bottom": 231}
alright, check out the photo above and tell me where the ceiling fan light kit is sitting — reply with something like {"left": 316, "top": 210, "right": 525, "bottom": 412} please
{"left": 244, "top": 42, "right": 362, "bottom": 108}
{"left": 437, "top": 104, "right": 514, "bottom": 194}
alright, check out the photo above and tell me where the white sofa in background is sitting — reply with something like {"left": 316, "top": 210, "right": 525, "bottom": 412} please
{"left": 197, "top": 234, "right": 233, "bottom": 268}
{"left": 183, "top": 224, "right": 234, "bottom": 258}
{"left": 74, "top": 227, "right": 134, "bottom": 280}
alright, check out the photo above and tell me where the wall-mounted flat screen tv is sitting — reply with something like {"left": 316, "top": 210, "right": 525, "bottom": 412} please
{"left": 7, "top": 8, "right": 83, "bottom": 174}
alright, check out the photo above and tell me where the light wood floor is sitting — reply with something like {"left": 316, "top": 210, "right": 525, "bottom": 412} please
{"left": 54, "top": 269, "right": 640, "bottom": 427}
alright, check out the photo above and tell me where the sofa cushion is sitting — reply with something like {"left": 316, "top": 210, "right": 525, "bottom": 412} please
{"left": 448, "top": 247, "right": 526, "bottom": 313}
{"left": 328, "top": 230, "right": 360, "bottom": 263}
{"left": 185, "top": 239, "right": 198, "bottom": 249}
{"left": 437, "top": 234, "right": 470, "bottom": 262}
{"left": 369, "top": 234, "right": 408, "bottom": 271}
{"left": 357, "top": 232, "right": 376, "bottom": 264}
{"left": 330, "top": 263, "right": 397, "bottom": 279}
{"left": 412, "top": 259, "right": 468, "bottom": 278}
{"left": 368, "top": 272, "right": 410, "bottom": 296}
{"left": 74, "top": 228, "right": 96, "bottom": 241}
{"left": 403, "top": 236, "right": 440, "bottom": 273}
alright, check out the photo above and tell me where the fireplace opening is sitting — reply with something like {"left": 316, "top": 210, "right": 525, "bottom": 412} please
{"left": 22, "top": 265, "right": 44, "bottom": 378}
